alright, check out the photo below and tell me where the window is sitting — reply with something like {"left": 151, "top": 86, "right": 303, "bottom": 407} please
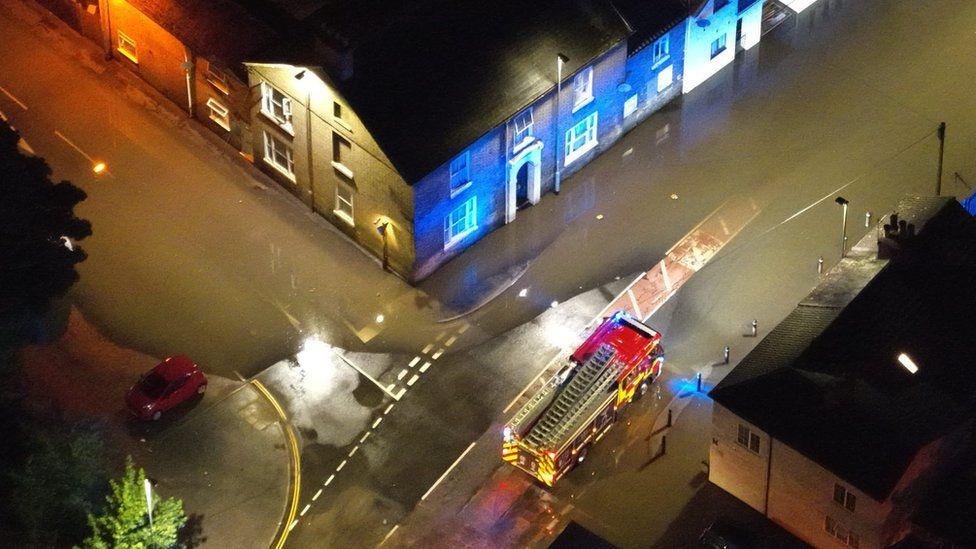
{"left": 206, "top": 98, "right": 230, "bottom": 131}
{"left": 334, "top": 183, "right": 354, "bottom": 226}
{"left": 331, "top": 132, "right": 353, "bottom": 179}
{"left": 657, "top": 65, "right": 674, "bottom": 92}
{"left": 711, "top": 34, "right": 728, "bottom": 59}
{"left": 833, "top": 484, "right": 857, "bottom": 512}
{"left": 652, "top": 35, "right": 670, "bottom": 67}
{"left": 623, "top": 94, "right": 638, "bottom": 118}
{"left": 513, "top": 109, "right": 534, "bottom": 150}
{"left": 825, "top": 516, "right": 860, "bottom": 547}
{"left": 333, "top": 101, "right": 351, "bottom": 130}
{"left": 206, "top": 67, "right": 230, "bottom": 94}
{"left": 572, "top": 67, "right": 594, "bottom": 110}
{"left": 564, "top": 112, "right": 598, "bottom": 165}
{"left": 117, "top": 30, "right": 138, "bottom": 63}
{"left": 260, "top": 82, "right": 293, "bottom": 130}
{"left": 444, "top": 196, "right": 477, "bottom": 248}
{"left": 262, "top": 131, "right": 294, "bottom": 179}
{"left": 736, "top": 424, "right": 761, "bottom": 453}
{"left": 449, "top": 152, "right": 470, "bottom": 194}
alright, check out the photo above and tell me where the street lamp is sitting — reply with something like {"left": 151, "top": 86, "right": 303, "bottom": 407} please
{"left": 835, "top": 196, "right": 850, "bottom": 258}
{"left": 554, "top": 53, "right": 569, "bottom": 196}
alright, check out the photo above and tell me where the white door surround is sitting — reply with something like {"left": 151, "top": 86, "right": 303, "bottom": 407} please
{"left": 506, "top": 140, "right": 543, "bottom": 223}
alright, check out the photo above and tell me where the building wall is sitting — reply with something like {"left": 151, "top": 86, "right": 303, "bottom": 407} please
{"left": 106, "top": 0, "right": 189, "bottom": 111}
{"left": 709, "top": 403, "right": 772, "bottom": 513}
{"left": 737, "top": 0, "right": 764, "bottom": 51}
{"left": 36, "top": 0, "right": 103, "bottom": 45}
{"left": 246, "top": 64, "right": 415, "bottom": 277}
{"left": 621, "top": 23, "right": 687, "bottom": 133}
{"left": 767, "top": 441, "right": 889, "bottom": 549}
{"left": 411, "top": 42, "right": 629, "bottom": 280}
{"left": 682, "top": 0, "right": 740, "bottom": 94}
{"left": 193, "top": 60, "right": 251, "bottom": 153}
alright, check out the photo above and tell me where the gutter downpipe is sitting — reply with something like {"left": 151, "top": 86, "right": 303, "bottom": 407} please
{"left": 763, "top": 437, "right": 773, "bottom": 515}
{"left": 183, "top": 47, "right": 195, "bottom": 117}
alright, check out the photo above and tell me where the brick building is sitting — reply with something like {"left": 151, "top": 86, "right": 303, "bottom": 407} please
{"left": 709, "top": 197, "right": 976, "bottom": 548}
{"left": 39, "top": 0, "right": 766, "bottom": 281}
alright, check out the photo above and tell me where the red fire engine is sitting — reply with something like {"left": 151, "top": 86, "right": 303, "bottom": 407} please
{"left": 502, "top": 311, "right": 664, "bottom": 486}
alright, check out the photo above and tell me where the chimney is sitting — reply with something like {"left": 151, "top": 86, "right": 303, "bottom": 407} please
{"left": 877, "top": 212, "right": 916, "bottom": 260}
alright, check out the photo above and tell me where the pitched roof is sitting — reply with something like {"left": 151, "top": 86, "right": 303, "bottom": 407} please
{"left": 125, "top": 0, "right": 278, "bottom": 68}
{"left": 711, "top": 197, "right": 976, "bottom": 500}
{"left": 313, "top": 0, "right": 631, "bottom": 182}
{"left": 611, "top": 0, "right": 697, "bottom": 53}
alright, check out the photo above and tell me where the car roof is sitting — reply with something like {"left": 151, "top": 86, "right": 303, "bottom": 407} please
{"left": 153, "top": 355, "right": 198, "bottom": 381}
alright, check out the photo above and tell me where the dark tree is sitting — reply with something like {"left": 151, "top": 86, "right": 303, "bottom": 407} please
{"left": 0, "top": 119, "right": 91, "bottom": 348}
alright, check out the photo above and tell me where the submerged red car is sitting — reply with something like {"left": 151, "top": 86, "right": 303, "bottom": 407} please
{"left": 126, "top": 356, "right": 207, "bottom": 420}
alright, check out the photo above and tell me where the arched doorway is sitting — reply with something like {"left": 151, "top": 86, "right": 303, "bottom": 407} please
{"left": 516, "top": 162, "right": 531, "bottom": 208}
{"left": 506, "top": 141, "right": 543, "bottom": 224}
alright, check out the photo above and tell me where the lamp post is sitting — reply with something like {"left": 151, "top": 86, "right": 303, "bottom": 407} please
{"left": 835, "top": 196, "right": 850, "bottom": 258}
{"left": 554, "top": 53, "right": 569, "bottom": 195}
{"left": 375, "top": 219, "right": 390, "bottom": 271}
{"left": 295, "top": 70, "right": 315, "bottom": 211}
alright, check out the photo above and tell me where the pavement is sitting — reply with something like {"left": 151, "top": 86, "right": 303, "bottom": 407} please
{"left": 19, "top": 308, "right": 292, "bottom": 548}
{"left": 5, "top": 0, "right": 976, "bottom": 547}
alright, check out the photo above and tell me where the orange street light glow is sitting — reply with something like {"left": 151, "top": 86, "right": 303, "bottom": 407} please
{"left": 92, "top": 161, "right": 107, "bottom": 174}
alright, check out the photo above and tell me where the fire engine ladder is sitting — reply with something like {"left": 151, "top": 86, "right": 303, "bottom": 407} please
{"left": 509, "top": 367, "right": 562, "bottom": 434}
{"left": 524, "top": 344, "right": 618, "bottom": 450}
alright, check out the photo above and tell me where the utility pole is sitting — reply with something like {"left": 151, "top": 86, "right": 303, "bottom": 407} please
{"left": 936, "top": 122, "right": 946, "bottom": 196}
{"left": 835, "top": 196, "right": 849, "bottom": 258}
{"left": 554, "top": 54, "right": 569, "bottom": 195}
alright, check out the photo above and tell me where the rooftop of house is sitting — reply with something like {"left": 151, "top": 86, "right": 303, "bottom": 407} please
{"left": 611, "top": 0, "right": 697, "bottom": 53}
{"left": 710, "top": 196, "right": 976, "bottom": 501}
{"left": 125, "top": 0, "right": 278, "bottom": 70}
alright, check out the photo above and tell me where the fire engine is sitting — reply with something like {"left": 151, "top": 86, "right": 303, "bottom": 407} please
{"left": 502, "top": 311, "right": 664, "bottom": 486}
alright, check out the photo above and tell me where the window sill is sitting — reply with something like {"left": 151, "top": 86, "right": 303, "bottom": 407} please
{"left": 449, "top": 180, "right": 472, "bottom": 198}
{"left": 207, "top": 79, "right": 230, "bottom": 95}
{"left": 117, "top": 48, "right": 138, "bottom": 64}
{"left": 260, "top": 109, "right": 294, "bottom": 136}
{"left": 209, "top": 114, "right": 231, "bottom": 131}
{"left": 334, "top": 117, "right": 352, "bottom": 132}
{"left": 263, "top": 156, "right": 296, "bottom": 182}
{"left": 564, "top": 139, "right": 598, "bottom": 166}
{"left": 332, "top": 161, "right": 354, "bottom": 180}
{"left": 444, "top": 227, "right": 477, "bottom": 250}
{"left": 333, "top": 209, "right": 355, "bottom": 227}
{"left": 571, "top": 95, "right": 594, "bottom": 114}
{"left": 651, "top": 56, "right": 670, "bottom": 70}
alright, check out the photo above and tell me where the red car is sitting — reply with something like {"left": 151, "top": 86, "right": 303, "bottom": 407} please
{"left": 126, "top": 356, "right": 207, "bottom": 420}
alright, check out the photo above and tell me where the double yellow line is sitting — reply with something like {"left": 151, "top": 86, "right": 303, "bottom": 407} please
{"left": 252, "top": 379, "right": 301, "bottom": 549}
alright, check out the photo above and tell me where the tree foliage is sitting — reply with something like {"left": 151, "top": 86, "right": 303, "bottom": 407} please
{"left": 0, "top": 118, "right": 91, "bottom": 347}
{"left": 82, "top": 458, "right": 187, "bottom": 549}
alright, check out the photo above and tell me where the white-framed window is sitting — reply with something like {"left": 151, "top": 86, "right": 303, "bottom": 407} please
{"left": 117, "top": 30, "right": 138, "bottom": 63}
{"left": 331, "top": 132, "right": 354, "bottom": 179}
{"left": 833, "top": 484, "right": 857, "bottom": 512}
{"left": 206, "top": 67, "right": 230, "bottom": 94}
{"left": 260, "top": 81, "right": 293, "bottom": 131}
{"left": 513, "top": 109, "right": 534, "bottom": 151}
{"left": 449, "top": 151, "right": 470, "bottom": 194}
{"left": 711, "top": 34, "right": 728, "bottom": 59}
{"left": 333, "top": 101, "right": 352, "bottom": 131}
{"left": 444, "top": 196, "right": 477, "bottom": 248}
{"left": 334, "top": 182, "right": 354, "bottom": 226}
{"left": 564, "top": 112, "right": 598, "bottom": 165}
{"left": 652, "top": 35, "right": 670, "bottom": 67}
{"left": 825, "top": 516, "right": 860, "bottom": 548}
{"left": 262, "top": 131, "right": 294, "bottom": 179}
{"left": 736, "top": 424, "right": 761, "bottom": 454}
{"left": 206, "top": 98, "right": 230, "bottom": 131}
{"left": 623, "top": 94, "right": 638, "bottom": 118}
{"left": 572, "top": 67, "right": 594, "bottom": 111}
{"left": 657, "top": 65, "right": 674, "bottom": 93}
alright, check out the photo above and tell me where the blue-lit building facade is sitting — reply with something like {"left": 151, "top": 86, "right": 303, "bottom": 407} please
{"left": 52, "top": 0, "right": 766, "bottom": 281}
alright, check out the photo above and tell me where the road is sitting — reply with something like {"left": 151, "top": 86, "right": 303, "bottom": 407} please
{"left": 2, "top": 0, "right": 975, "bottom": 546}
